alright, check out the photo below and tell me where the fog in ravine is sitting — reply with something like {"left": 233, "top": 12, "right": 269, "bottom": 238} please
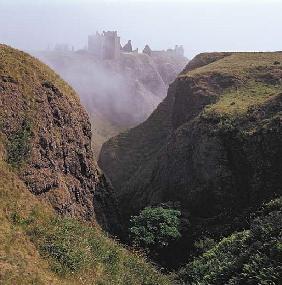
{"left": 0, "top": 0, "right": 281, "bottom": 58}
{"left": 1, "top": 0, "right": 281, "bottom": 155}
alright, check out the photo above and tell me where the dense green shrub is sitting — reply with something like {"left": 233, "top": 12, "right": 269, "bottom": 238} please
{"left": 177, "top": 197, "right": 282, "bottom": 285}
{"left": 129, "top": 207, "right": 181, "bottom": 249}
{"left": 194, "top": 237, "right": 216, "bottom": 255}
{"left": 7, "top": 119, "right": 32, "bottom": 167}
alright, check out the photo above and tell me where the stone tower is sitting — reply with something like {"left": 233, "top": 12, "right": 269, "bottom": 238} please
{"left": 174, "top": 45, "right": 184, "bottom": 57}
{"left": 122, "top": 40, "right": 133, "bottom": 52}
{"left": 143, "top": 45, "right": 152, "bottom": 56}
{"left": 88, "top": 31, "right": 121, "bottom": 60}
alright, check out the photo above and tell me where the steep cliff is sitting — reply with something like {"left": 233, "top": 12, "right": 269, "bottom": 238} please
{"left": 34, "top": 50, "right": 187, "bottom": 155}
{"left": 100, "top": 52, "right": 282, "bottom": 240}
{"left": 0, "top": 44, "right": 172, "bottom": 285}
{"left": 0, "top": 44, "right": 119, "bottom": 231}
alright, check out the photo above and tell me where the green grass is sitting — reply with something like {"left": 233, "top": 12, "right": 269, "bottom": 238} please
{"left": 6, "top": 118, "right": 33, "bottom": 167}
{"left": 179, "top": 52, "right": 282, "bottom": 120}
{"left": 11, "top": 211, "right": 172, "bottom": 285}
{"left": 204, "top": 81, "right": 282, "bottom": 117}
{"left": 0, "top": 160, "right": 61, "bottom": 285}
{"left": 180, "top": 52, "right": 282, "bottom": 79}
{"left": 0, "top": 158, "right": 172, "bottom": 285}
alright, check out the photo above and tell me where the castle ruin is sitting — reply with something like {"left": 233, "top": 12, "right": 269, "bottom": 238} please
{"left": 143, "top": 45, "right": 152, "bottom": 56}
{"left": 150, "top": 45, "right": 184, "bottom": 57}
{"left": 88, "top": 31, "right": 121, "bottom": 60}
{"left": 88, "top": 31, "right": 185, "bottom": 60}
{"left": 122, "top": 40, "right": 133, "bottom": 52}
{"left": 144, "top": 44, "right": 185, "bottom": 57}
{"left": 174, "top": 45, "right": 185, "bottom": 57}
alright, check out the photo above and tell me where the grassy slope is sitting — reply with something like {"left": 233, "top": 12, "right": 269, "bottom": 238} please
{"left": 181, "top": 52, "right": 282, "bottom": 77}
{"left": 0, "top": 45, "right": 77, "bottom": 102}
{"left": 181, "top": 52, "right": 282, "bottom": 114}
{"left": 0, "top": 45, "right": 172, "bottom": 285}
{"left": 0, "top": 158, "right": 62, "bottom": 284}
{"left": 0, "top": 158, "right": 172, "bottom": 285}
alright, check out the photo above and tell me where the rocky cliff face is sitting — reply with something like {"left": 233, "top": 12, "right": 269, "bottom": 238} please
{"left": 99, "top": 52, "right": 282, "bottom": 238}
{"left": 34, "top": 50, "right": 187, "bottom": 155}
{"left": 0, "top": 44, "right": 119, "bottom": 232}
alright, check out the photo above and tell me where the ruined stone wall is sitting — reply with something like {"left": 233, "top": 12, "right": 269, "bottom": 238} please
{"left": 88, "top": 31, "right": 120, "bottom": 60}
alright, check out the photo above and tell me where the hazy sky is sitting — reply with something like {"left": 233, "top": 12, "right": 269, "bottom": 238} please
{"left": 0, "top": 0, "right": 281, "bottom": 57}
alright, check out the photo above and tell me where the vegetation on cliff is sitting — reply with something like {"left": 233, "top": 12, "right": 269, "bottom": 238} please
{"left": 0, "top": 44, "right": 171, "bottom": 285}
{"left": 129, "top": 206, "right": 181, "bottom": 249}
{"left": 0, "top": 43, "right": 118, "bottom": 231}
{"left": 0, "top": 159, "right": 172, "bottom": 285}
{"left": 177, "top": 198, "right": 282, "bottom": 285}
{"left": 99, "top": 52, "right": 282, "bottom": 268}
{"left": 1, "top": 44, "right": 281, "bottom": 284}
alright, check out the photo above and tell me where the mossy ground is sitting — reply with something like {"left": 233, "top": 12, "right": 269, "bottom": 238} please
{"left": 204, "top": 81, "right": 282, "bottom": 117}
{"left": 180, "top": 52, "right": 282, "bottom": 78}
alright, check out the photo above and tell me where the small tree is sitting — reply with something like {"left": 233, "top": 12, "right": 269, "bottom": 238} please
{"left": 129, "top": 206, "right": 181, "bottom": 249}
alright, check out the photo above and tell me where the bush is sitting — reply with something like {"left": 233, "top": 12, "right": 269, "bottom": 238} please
{"left": 7, "top": 119, "right": 32, "bottom": 167}
{"left": 194, "top": 237, "right": 216, "bottom": 254}
{"left": 129, "top": 207, "right": 181, "bottom": 249}
{"left": 177, "top": 197, "right": 282, "bottom": 285}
